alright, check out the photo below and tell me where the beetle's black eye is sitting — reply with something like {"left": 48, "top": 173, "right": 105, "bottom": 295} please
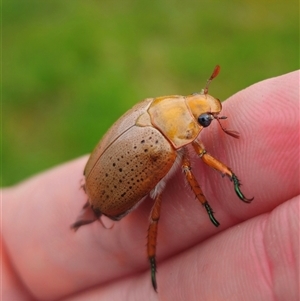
{"left": 198, "top": 113, "right": 212, "bottom": 127}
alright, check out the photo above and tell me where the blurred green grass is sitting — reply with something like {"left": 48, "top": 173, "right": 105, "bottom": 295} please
{"left": 2, "top": 0, "right": 299, "bottom": 186}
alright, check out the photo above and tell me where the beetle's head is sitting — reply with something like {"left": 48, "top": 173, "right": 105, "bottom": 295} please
{"left": 185, "top": 93, "right": 239, "bottom": 139}
{"left": 185, "top": 65, "right": 222, "bottom": 120}
{"left": 185, "top": 65, "right": 239, "bottom": 139}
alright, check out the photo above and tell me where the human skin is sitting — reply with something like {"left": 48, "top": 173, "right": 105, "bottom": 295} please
{"left": 1, "top": 71, "right": 299, "bottom": 301}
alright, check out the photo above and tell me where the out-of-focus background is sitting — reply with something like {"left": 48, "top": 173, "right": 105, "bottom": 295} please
{"left": 2, "top": 0, "right": 299, "bottom": 186}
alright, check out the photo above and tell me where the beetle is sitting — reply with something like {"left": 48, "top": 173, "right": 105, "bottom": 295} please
{"left": 71, "top": 65, "right": 253, "bottom": 291}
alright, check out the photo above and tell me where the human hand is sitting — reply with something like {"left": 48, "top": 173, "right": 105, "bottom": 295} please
{"left": 2, "top": 70, "right": 299, "bottom": 301}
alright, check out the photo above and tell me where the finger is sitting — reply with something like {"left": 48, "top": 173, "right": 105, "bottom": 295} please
{"left": 61, "top": 196, "right": 300, "bottom": 301}
{"left": 152, "top": 195, "right": 300, "bottom": 301}
{"left": 2, "top": 71, "right": 299, "bottom": 300}
{"left": 1, "top": 245, "right": 33, "bottom": 301}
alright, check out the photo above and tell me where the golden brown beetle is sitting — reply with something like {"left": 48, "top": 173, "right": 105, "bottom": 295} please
{"left": 72, "top": 66, "right": 253, "bottom": 291}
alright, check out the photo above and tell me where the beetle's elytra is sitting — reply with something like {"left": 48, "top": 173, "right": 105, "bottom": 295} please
{"left": 72, "top": 66, "right": 253, "bottom": 291}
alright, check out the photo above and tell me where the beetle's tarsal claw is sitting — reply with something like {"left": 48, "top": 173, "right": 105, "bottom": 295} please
{"left": 204, "top": 202, "right": 220, "bottom": 227}
{"left": 150, "top": 257, "right": 157, "bottom": 292}
{"left": 232, "top": 174, "right": 254, "bottom": 203}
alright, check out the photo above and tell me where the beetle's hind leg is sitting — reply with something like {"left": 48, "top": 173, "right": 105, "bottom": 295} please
{"left": 147, "top": 193, "right": 162, "bottom": 292}
{"left": 71, "top": 201, "right": 102, "bottom": 231}
{"left": 182, "top": 155, "right": 220, "bottom": 227}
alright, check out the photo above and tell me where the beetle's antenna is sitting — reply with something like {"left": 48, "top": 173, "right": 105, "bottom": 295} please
{"left": 215, "top": 115, "right": 240, "bottom": 139}
{"left": 204, "top": 65, "right": 221, "bottom": 95}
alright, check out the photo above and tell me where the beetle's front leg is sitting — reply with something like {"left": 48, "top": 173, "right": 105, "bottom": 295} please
{"left": 147, "top": 193, "right": 162, "bottom": 292}
{"left": 192, "top": 141, "right": 253, "bottom": 203}
{"left": 182, "top": 155, "right": 220, "bottom": 227}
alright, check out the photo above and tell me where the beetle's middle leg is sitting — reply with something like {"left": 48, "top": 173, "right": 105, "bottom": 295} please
{"left": 182, "top": 155, "right": 220, "bottom": 227}
{"left": 192, "top": 140, "right": 253, "bottom": 203}
{"left": 147, "top": 193, "right": 162, "bottom": 292}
